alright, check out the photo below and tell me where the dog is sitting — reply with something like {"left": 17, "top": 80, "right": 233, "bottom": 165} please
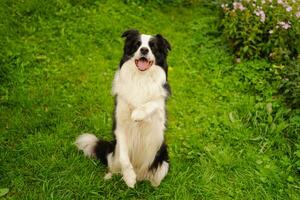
{"left": 75, "top": 29, "right": 171, "bottom": 188}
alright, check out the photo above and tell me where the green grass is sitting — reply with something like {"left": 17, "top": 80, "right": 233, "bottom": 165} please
{"left": 1, "top": 0, "right": 299, "bottom": 199}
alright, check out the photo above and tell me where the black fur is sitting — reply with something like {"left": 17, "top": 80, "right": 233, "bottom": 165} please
{"left": 163, "top": 83, "right": 171, "bottom": 129}
{"left": 149, "top": 143, "right": 169, "bottom": 171}
{"left": 95, "top": 140, "right": 116, "bottom": 166}
{"left": 163, "top": 82, "right": 171, "bottom": 97}
{"left": 112, "top": 96, "right": 118, "bottom": 133}
{"left": 150, "top": 34, "right": 171, "bottom": 76}
{"left": 119, "top": 29, "right": 141, "bottom": 67}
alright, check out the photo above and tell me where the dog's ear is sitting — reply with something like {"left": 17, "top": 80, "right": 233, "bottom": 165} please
{"left": 156, "top": 34, "right": 171, "bottom": 53}
{"left": 121, "top": 29, "right": 139, "bottom": 39}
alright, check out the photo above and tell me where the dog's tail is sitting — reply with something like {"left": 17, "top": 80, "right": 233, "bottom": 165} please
{"left": 75, "top": 133, "right": 115, "bottom": 166}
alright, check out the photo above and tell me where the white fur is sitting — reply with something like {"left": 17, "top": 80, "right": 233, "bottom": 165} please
{"left": 109, "top": 55, "right": 168, "bottom": 187}
{"left": 104, "top": 172, "right": 112, "bottom": 180}
{"left": 150, "top": 161, "right": 169, "bottom": 187}
{"left": 75, "top": 133, "right": 98, "bottom": 157}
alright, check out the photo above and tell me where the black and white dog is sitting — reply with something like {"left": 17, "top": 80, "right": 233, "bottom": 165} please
{"left": 75, "top": 29, "right": 171, "bottom": 188}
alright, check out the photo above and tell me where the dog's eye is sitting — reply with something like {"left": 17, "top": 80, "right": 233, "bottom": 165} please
{"left": 136, "top": 41, "right": 141, "bottom": 46}
{"left": 149, "top": 42, "right": 156, "bottom": 48}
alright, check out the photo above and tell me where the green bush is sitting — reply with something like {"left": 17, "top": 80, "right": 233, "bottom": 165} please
{"left": 233, "top": 59, "right": 300, "bottom": 109}
{"left": 277, "top": 61, "right": 300, "bottom": 109}
{"left": 123, "top": 0, "right": 201, "bottom": 6}
{"left": 219, "top": 0, "right": 300, "bottom": 62}
{"left": 218, "top": 0, "right": 300, "bottom": 110}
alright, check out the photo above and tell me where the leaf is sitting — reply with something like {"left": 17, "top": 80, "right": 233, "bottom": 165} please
{"left": 243, "top": 46, "right": 249, "bottom": 53}
{"left": 295, "top": 150, "right": 300, "bottom": 158}
{"left": 229, "top": 112, "right": 235, "bottom": 122}
{"left": 0, "top": 188, "right": 9, "bottom": 197}
{"left": 266, "top": 103, "right": 272, "bottom": 114}
{"left": 267, "top": 115, "right": 273, "bottom": 124}
{"left": 287, "top": 176, "right": 294, "bottom": 183}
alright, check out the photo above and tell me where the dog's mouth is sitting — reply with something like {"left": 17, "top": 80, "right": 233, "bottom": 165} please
{"left": 135, "top": 57, "right": 153, "bottom": 71}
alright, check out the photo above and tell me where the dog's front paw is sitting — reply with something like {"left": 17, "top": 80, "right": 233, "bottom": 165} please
{"left": 122, "top": 168, "right": 136, "bottom": 188}
{"left": 131, "top": 108, "right": 147, "bottom": 122}
{"left": 104, "top": 172, "right": 112, "bottom": 180}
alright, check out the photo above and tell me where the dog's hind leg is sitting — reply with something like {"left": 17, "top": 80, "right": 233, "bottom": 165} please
{"left": 149, "top": 161, "right": 169, "bottom": 187}
{"left": 148, "top": 142, "right": 169, "bottom": 187}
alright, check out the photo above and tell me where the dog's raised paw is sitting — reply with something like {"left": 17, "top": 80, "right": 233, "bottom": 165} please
{"left": 131, "top": 108, "right": 147, "bottom": 122}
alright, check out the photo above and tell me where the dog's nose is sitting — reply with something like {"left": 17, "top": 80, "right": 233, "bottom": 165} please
{"left": 140, "top": 47, "right": 149, "bottom": 55}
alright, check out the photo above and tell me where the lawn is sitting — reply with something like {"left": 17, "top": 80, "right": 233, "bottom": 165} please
{"left": 1, "top": 0, "right": 299, "bottom": 199}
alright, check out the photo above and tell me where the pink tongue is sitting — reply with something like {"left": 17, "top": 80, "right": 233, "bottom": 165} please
{"left": 137, "top": 60, "right": 149, "bottom": 70}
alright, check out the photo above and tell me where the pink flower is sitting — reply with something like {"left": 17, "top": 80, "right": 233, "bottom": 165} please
{"left": 254, "top": 9, "right": 266, "bottom": 23}
{"left": 278, "top": 21, "right": 291, "bottom": 29}
{"left": 233, "top": 2, "right": 246, "bottom": 11}
{"left": 286, "top": 6, "right": 292, "bottom": 12}
{"left": 296, "top": 11, "right": 300, "bottom": 18}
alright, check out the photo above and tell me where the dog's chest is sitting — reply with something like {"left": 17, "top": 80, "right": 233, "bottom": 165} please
{"left": 113, "top": 65, "right": 166, "bottom": 107}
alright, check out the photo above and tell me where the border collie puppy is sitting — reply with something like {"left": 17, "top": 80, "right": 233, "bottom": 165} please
{"left": 75, "top": 29, "right": 171, "bottom": 188}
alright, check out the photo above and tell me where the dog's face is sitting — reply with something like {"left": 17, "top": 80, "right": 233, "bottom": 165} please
{"left": 120, "top": 29, "right": 171, "bottom": 72}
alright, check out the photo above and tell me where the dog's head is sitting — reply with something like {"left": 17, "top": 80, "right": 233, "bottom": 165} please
{"left": 120, "top": 29, "right": 171, "bottom": 72}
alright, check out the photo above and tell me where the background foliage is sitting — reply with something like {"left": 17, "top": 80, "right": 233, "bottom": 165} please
{"left": 219, "top": 0, "right": 300, "bottom": 62}
{"left": 218, "top": 0, "right": 300, "bottom": 111}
